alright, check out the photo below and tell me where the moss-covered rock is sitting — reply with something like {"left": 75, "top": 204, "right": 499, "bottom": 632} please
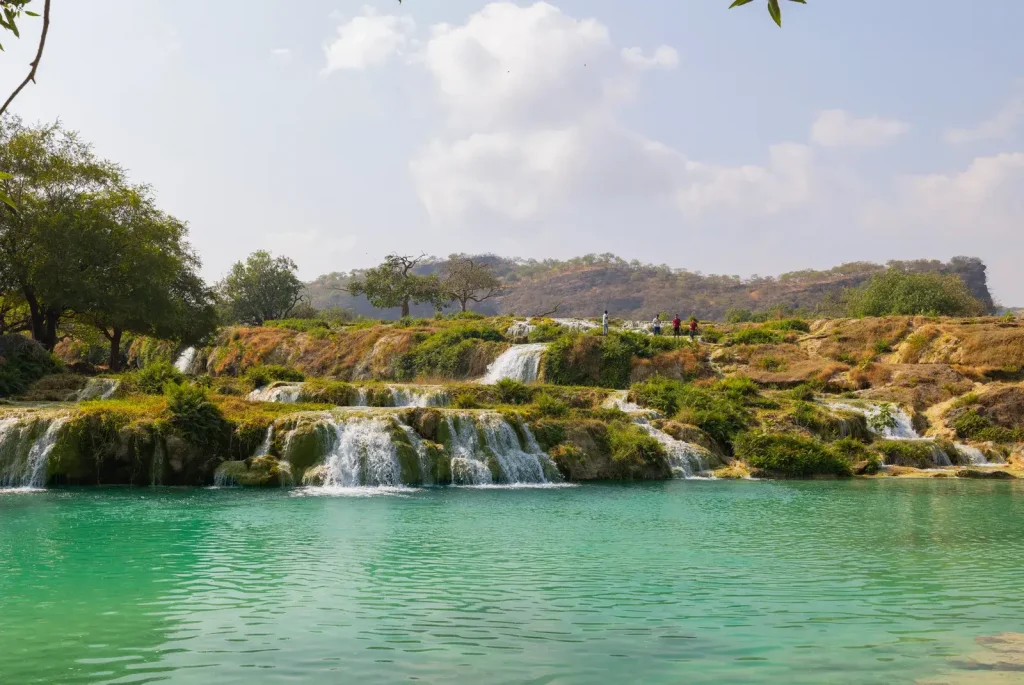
{"left": 735, "top": 431, "right": 852, "bottom": 478}
{"left": 277, "top": 417, "right": 331, "bottom": 472}
{"left": 956, "top": 468, "right": 1016, "bottom": 479}
{"left": 215, "top": 456, "right": 292, "bottom": 487}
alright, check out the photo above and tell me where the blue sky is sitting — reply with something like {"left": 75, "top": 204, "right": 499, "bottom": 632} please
{"left": 2, "top": 0, "right": 1023, "bottom": 303}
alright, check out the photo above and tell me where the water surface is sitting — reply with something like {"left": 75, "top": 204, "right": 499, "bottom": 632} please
{"left": 2, "top": 479, "right": 1022, "bottom": 683}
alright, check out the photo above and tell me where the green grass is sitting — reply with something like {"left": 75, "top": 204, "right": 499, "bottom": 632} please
{"left": 735, "top": 432, "right": 852, "bottom": 477}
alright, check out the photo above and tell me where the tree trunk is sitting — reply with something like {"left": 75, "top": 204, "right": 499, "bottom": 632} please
{"left": 401, "top": 298, "right": 410, "bottom": 318}
{"left": 108, "top": 328, "right": 122, "bottom": 371}
{"left": 459, "top": 298, "right": 468, "bottom": 312}
{"left": 22, "top": 285, "right": 46, "bottom": 345}
{"left": 43, "top": 310, "right": 59, "bottom": 351}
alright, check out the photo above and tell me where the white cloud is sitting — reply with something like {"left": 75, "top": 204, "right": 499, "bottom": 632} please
{"left": 421, "top": 2, "right": 614, "bottom": 129}
{"left": 271, "top": 47, "right": 291, "bottom": 60}
{"left": 621, "top": 45, "right": 679, "bottom": 70}
{"left": 678, "top": 143, "right": 816, "bottom": 216}
{"left": 810, "top": 109, "right": 909, "bottom": 148}
{"left": 408, "top": 2, "right": 813, "bottom": 224}
{"left": 944, "top": 95, "right": 1024, "bottom": 145}
{"left": 322, "top": 6, "right": 415, "bottom": 73}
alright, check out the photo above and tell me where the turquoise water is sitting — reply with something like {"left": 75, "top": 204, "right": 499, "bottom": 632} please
{"left": 2, "top": 480, "right": 1023, "bottom": 684}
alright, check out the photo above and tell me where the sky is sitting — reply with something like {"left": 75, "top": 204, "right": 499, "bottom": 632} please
{"left": 1, "top": 0, "right": 1023, "bottom": 303}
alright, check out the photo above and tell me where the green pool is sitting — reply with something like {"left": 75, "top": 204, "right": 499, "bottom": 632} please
{"left": 2, "top": 479, "right": 1022, "bottom": 683}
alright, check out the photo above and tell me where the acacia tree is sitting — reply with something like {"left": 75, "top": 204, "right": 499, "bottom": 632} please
{"left": 76, "top": 186, "right": 217, "bottom": 370}
{"left": 218, "top": 251, "right": 305, "bottom": 325}
{"left": 0, "top": 118, "right": 124, "bottom": 349}
{"left": 441, "top": 255, "right": 502, "bottom": 312}
{"left": 348, "top": 254, "right": 446, "bottom": 317}
{"left": 729, "top": 0, "right": 806, "bottom": 27}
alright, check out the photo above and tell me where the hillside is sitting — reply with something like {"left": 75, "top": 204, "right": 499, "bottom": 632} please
{"left": 306, "top": 255, "right": 994, "bottom": 321}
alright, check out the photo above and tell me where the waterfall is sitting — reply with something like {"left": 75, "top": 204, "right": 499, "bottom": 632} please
{"left": 446, "top": 415, "right": 494, "bottom": 485}
{"left": 506, "top": 320, "right": 536, "bottom": 340}
{"left": 248, "top": 384, "right": 303, "bottom": 403}
{"left": 323, "top": 416, "right": 403, "bottom": 487}
{"left": 603, "top": 390, "right": 645, "bottom": 413}
{"left": 388, "top": 386, "right": 450, "bottom": 408}
{"left": 254, "top": 425, "right": 275, "bottom": 457}
{"left": 553, "top": 318, "right": 598, "bottom": 332}
{"left": 824, "top": 400, "right": 970, "bottom": 468}
{"left": 826, "top": 401, "right": 919, "bottom": 440}
{"left": 174, "top": 347, "right": 197, "bottom": 375}
{"left": 0, "top": 416, "right": 68, "bottom": 489}
{"left": 478, "top": 413, "right": 556, "bottom": 484}
{"left": 634, "top": 417, "right": 710, "bottom": 478}
{"left": 955, "top": 443, "right": 995, "bottom": 466}
{"left": 399, "top": 424, "right": 435, "bottom": 485}
{"left": 481, "top": 344, "right": 548, "bottom": 384}
{"left": 76, "top": 378, "right": 119, "bottom": 401}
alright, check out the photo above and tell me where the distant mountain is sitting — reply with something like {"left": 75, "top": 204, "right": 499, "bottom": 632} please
{"left": 306, "top": 255, "right": 994, "bottom": 321}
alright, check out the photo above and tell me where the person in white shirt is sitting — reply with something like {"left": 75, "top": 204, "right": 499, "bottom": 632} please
{"left": 602, "top": 310, "right": 609, "bottom": 336}
{"left": 652, "top": 315, "right": 662, "bottom": 336}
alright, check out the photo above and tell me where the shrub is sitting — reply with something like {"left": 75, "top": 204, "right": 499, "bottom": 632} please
{"left": 494, "top": 378, "right": 532, "bottom": 405}
{"left": 725, "top": 327, "right": 784, "bottom": 346}
{"left": 451, "top": 311, "right": 485, "bottom": 320}
{"left": 950, "top": 392, "right": 979, "bottom": 409}
{"left": 845, "top": 270, "right": 985, "bottom": 317}
{"left": 872, "top": 340, "right": 892, "bottom": 355}
{"left": 535, "top": 392, "right": 569, "bottom": 418}
{"left": 527, "top": 322, "right": 563, "bottom": 343}
{"left": 725, "top": 308, "right": 754, "bottom": 324}
{"left": 874, "top": 440, "right": 938, "bottom": 468}
{"left": 606, "top": 423, "right": 670, "bottom": 479}
{"left": 125, "top": 361, "right": 183, "bottom": 395}
{"left": 700, "top": 328, "right": 723, "bottom": 344}
{"left": 165, "top": 382, "right": 228, "bottom": 452}
{"left": 868, "top": 403, "right": 900, "bottom": 434}
{"left": 246, "top": 364, "right": 304, "bottom": 388}
{"left": 763, "top": 318, "right": 810, "bottom": 333}
{"left": 0, "top": 335, "right": 61, "bottom": 396}
{"left": 755, "top": 356, "right": 787, "bottom": 372}
{"left": 735, "top": 432, "right": 851, "bottom": 477}
{"left": 452, "top": 392, "right": 481, "bottom": 409}
{"left": 830, "top": 438, "right": 880, "bottom": 474}
{"left": 543, "top": 331, "right": 690, "bottom": 389}
{"left": 399, "top": 325, "right": 505, "bottom": 379}
{"left": 629, "top": 376, "right": 759, "bottom": 450}
{"left": 786, "top": 384, "right": 818, "bottom": 401}
{"left": 265, "top": 318, "right": 330, "bottom": 332}
{"left": 949, "top": 408, "right": 989, "bottom": 438}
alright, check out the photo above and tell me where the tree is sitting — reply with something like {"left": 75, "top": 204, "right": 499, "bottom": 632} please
{"left": 441, "top": 255, "right": 502, "bottom": 312}
{"left": 218, "top": 251, "right": 304, "bottom": 326}
{"left": 729, "top": 0, "right": 806, "bottom": 27}
{"left": 75, "top": 185, "right": 217, "bottom": 370}
{"left": 0, "top": 118, "right": 124, "bottom": 349}
{"left": 348, "top": 254, "right": 446, "bottom": 317}
{"left": 845, "top": 271, "right": 985, "bottom": 318}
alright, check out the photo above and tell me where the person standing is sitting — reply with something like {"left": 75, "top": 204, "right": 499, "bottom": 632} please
{"left": 689, "top": 316, "right": 698, "bottom": 341}
{"left": 672, "top": 315, "right": 682, "bottom": 337}
{"left": 652, "top": 314, "right": 662, "bottom": 336}
{"left": 602, "top": 310, "right": 609, "bottom": 336}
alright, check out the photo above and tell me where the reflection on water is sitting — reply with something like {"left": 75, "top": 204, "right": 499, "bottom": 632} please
{"left": 1, "top": 480, "right": 1023, "bottom": 684}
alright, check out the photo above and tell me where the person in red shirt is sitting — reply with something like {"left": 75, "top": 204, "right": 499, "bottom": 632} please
{"left": 672, "top": 315, "right": 682, "bottom": 337}
{"left": 688, "top": 316, "right": 699, "bottom": 341}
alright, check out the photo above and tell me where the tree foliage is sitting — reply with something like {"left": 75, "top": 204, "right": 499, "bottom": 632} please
{"left": 729, "top": 0, "right": 806, "bottom": 27}
{"left": 845, "top": 270, "right": 985, "bottom": 318}
{"left": 441, "top": 255, "right": 502, "bottom": 312}
{"left": 217, "top": 251, "right": 305, "bottom": 326}
{"left": 348, "top": 254, "right": 446, "bottom": 317}
{"left": 0, "top": 119, "right": 216, "bottom": 367}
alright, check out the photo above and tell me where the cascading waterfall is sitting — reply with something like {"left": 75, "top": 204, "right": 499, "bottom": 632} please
{"left": 823, "top": 400, "right": 989, "bottom": 468}
{"left": 506, "top": 320, "right": 536, "bottom": 341}
{"left": 481, "top": 344, "right": 548, "bottom": 384}
{"left": 75, "top": 378, "right": 119, "bottom": 401}
{"left": 388, "top": 386, "right": 450, "bottom": 408}
{"left": 634, "top": 417, "right": 710, "bottom": 478}
{"left": 399, "top": 424, "right": 435, "bottom": 486}
{"left": 602, "top": 390, "right": 645, "bottom": 413}
{"left": 477, "top": 413, "right": 558, "bottom": 484}
{"left": 446, "top": 415, "right": 494, "bottom": 485}
{"left": 323, "top": 416, "right": 403, "bottom": 487}
{"left": 254, "top": 425, "right": 275, "bottom": 457}
{"left": 553, "top": 318, "right": 598, "bottom": 332}
{"left": 248, "top": 384, "right": 303, "bottom": 403}
{"left": 0, "top": 416, "right": 68, "bottom": 489}
{"left": 174, "top": 347, "right": 198, "bottom": 375}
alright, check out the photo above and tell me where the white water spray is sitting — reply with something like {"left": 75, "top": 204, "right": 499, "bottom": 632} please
{"left": 174, "top": 347, "right": 197, "bottom": 375}
{"left": 481, "top": 344, "right": 548, "bottom": 384}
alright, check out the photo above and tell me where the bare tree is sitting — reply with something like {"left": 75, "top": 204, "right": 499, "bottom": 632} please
{"left": 441, "top": 256, "right": 502, "bottom": 312}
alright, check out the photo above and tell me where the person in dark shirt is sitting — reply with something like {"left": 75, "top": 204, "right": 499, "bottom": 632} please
{"left": 672, "top": 315, "right": 682, "bottom": 337}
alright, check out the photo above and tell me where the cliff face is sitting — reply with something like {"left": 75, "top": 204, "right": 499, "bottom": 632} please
{"left": 307, "top": 255, "right": 994, "bottom": 321}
